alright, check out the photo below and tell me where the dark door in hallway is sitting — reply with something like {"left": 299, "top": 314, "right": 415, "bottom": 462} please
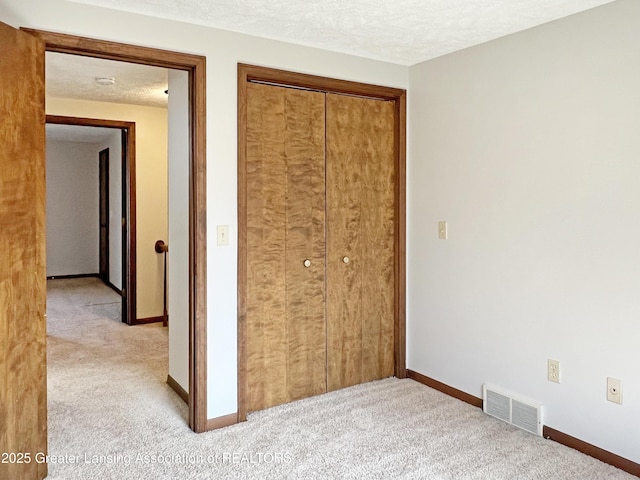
{"left": 99, "top": 147, "right": 110, "bottom": 284}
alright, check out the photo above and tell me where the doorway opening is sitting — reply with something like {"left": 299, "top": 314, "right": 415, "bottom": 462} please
{"left": 27, "top": 28, "right": 208, "bottom": 432}
{"left": 45, "top": 115, "right": 135, "bottom": 323}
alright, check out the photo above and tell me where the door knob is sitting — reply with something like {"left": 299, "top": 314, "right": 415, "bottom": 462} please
{"left": 303, "top": 259, "right": 311, "bottom": 268}
{"left": 342, "top": 256, "right": 350, "bottom": 264}
{"left": 155, "top": 240, "right": 168, "bottom": 253}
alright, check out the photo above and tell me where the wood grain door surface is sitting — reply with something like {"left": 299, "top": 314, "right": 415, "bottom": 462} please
{"left": 0, "top": 21, "right": 48, "bottom": 480}
{"left": 326, "top": 93, "right": 396, "bottom": 391}
{"left": 245, "top": 82, "right": 396, "bottom": 412}
{"left": 245, "top": 83, "right": 326, "bottom": 412}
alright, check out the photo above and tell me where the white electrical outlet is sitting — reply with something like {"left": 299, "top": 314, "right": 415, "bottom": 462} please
{"left": 547, "top": 359, "right": 560, "bottom": 383}
{"left": 607, "top": 377, "right": 623, "bottom": 405}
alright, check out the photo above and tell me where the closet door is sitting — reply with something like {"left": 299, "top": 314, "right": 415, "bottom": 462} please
{"left": 245, "top": 83, "right": 327, "bottom": 412}
{"left": 326, "top": 93, "right": 396, "bottom": 391}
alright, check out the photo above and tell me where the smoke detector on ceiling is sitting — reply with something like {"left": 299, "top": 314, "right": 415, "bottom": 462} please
{"left": 95, "top": 77, "right": 116, "bottom": 86}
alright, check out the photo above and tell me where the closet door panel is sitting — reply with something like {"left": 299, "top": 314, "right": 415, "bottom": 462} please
{"left": 283, "top": 89, "right": 327, "bottom": 402}
{"left": 246, "top": 83, "right": 326, "bottom": 412}
{"left": 325, "top": 98, "right": 363, "bottom": 390}
{"left": 360, "top": 99, "right": 395, "bottom": 382}
{"left": 246, "top": 83, "right": 288, "bottom": 411}
{"left": 326, "top": 93, "right": 395, "bottom": 390}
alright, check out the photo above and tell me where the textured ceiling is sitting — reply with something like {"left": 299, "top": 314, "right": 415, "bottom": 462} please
{"left": 47, "top": 52, "right": 168, "bottom": 108}
{"left": 46, "top": 0, "right": 616, "bottom": 133}
{"left": 66, "top": 0, "right": 615, "bottom": 65}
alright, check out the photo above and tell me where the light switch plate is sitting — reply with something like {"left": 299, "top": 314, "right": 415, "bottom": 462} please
{"left": 438, "top": 221, "right": 447, "bottom": 240}
{"left": 217, "top": 225, "right": 229, "bottom": 246}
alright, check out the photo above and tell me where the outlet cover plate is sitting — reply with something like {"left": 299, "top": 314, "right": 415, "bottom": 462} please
{"left": 607, "top": 377, "right": 622, "bottom": 405}
{"left": 547, "top": 359, "right": 560, "bottom": 383}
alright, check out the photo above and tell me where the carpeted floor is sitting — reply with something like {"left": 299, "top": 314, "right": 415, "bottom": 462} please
{"left": 45, "top": 278, "right": 636, "bottom": 479}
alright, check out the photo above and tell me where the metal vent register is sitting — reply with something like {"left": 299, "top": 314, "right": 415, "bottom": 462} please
{"left": 483, "top": 384, "right": 543, "bottom": 436}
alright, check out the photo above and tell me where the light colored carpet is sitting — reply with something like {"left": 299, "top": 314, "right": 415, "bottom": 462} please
{"left": 46, "top": 278, "right": 635, "bottom": 479}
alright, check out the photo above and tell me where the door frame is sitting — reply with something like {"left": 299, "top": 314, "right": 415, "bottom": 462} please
{"left": 236, "top": 64, "right": 407, "bottom": 421}
{"left": 28, "top": 29, "right": 208, "bottom": 433}
{"left": 47, "top": 115, "right": 135, "bottom": 321}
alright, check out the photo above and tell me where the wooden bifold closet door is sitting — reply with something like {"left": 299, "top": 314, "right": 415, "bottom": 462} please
{"left": 325, "top": 93, "right": 396, "bottom": 391}
{"left": 245, "top": 81, "right": 396, "bottom": 414}
{"left": 246, "top": 83, "right": 327, "bottom": 412}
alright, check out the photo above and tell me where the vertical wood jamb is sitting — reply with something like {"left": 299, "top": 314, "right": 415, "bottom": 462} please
{"left": 190, "top": 57, "right": 208, "bottom": 432}
{"left": 237, "top": 65, "right": 249, "bottom": 422}
{"left": 394, "top": 92, "right": 407, "bottom": 378}
{"left": 126, "top": 125, "right": 137, "bottom": 326}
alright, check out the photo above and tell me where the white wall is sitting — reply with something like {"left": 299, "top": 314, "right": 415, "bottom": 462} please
{"left": 7, "top": 0, "right": 637, "bottom": 465}
{"left": 167, "top": 69, "right": 190, "bottom": 392}
{"left": 46, "top": 140, "right": 99, "bottom": 276}
{"left": 0, "top": 0, "right": 409, "bottom": 418}
{"left": 97, "top": 130, "right": 123, "bottom": 290}
{"left": 408, "top": 0, "right": 640, "bottom": 463}
{"left": 45, "top": 97, "right": 168, "bottom": 320}
{"left": 0, "top": 0, "right": 409, "bottom": 420}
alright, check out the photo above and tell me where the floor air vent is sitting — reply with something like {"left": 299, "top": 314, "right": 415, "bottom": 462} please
{"left": 483, "top": 384, "right": 542, "bottom": 436}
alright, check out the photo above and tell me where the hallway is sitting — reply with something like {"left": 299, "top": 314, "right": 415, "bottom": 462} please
{"left": 46, "top": 278, "right": 187, "bottom": 478}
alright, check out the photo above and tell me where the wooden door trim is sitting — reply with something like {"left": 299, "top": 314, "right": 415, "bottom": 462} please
{"left": 46, "top": 115, "right": 136, "bottom": 325}
{"left": 98, "top": 147, "right": 110, "bottom": 284}
{"left": 395, "top": 92, "right": 407, "bottom": 380}
{"left": 30, "top": 29, "right": 208, "bottom": 433}
{"left": 237, "top": 64, "right": 407, "bottom": 421}
{"left": 241, "top": 64, "right": 405, "bottom": 100}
